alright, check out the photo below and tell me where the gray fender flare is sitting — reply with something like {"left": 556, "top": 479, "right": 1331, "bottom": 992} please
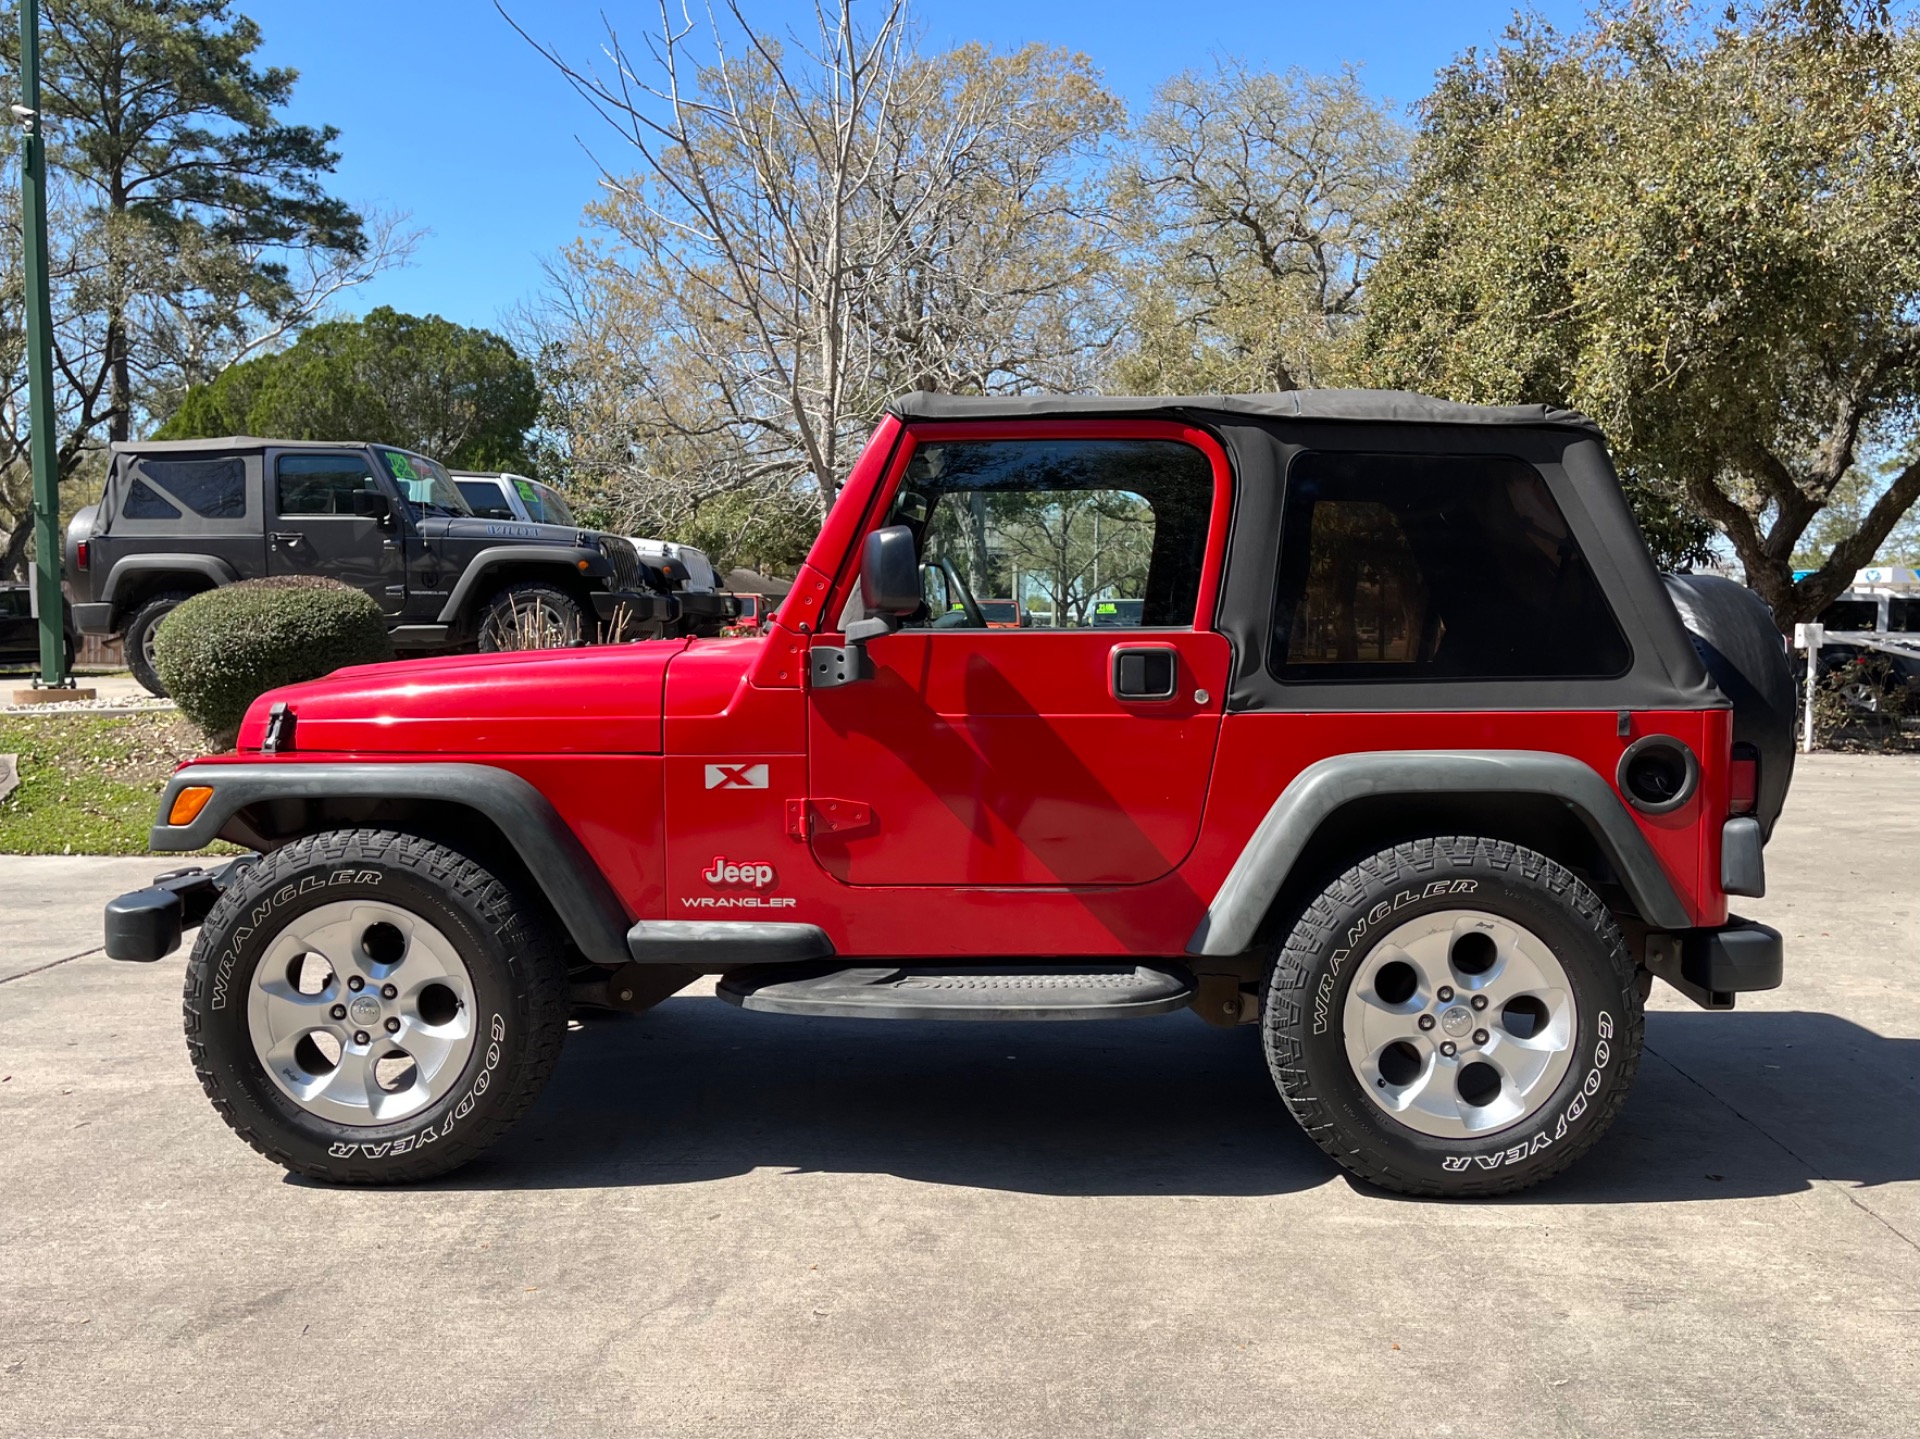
{"left": 1186, "top": 749, "right": 1692, "bottom": 957}
{"left": 436, "top": 546, "right": 610, "bottom": 625}
{"left": 102, "top": 553, "right": 238, "bottom": 612}
{"left": 152, "top": 762, "right": 632, "bottom": 965}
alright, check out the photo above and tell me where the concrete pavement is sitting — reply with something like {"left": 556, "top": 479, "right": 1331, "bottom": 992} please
{"left": 1, "top": 754, "right": 1916, "bottom": 1437}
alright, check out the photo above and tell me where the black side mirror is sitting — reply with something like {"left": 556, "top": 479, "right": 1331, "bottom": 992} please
{"left": 860, "top": 526, "right": 920, "bottom": 616}
{"left": 348, "top": 489, "right": 391, "bottom": 523}
{"left": 813, "top": 525, "right": 921, "bottom": 689}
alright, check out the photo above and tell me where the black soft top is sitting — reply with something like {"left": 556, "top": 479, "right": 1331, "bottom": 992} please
{"left": 887, "top": 389, "right": 1601, "bottom": 433}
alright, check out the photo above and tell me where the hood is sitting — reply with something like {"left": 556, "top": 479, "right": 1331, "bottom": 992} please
{"left": 235, "top": 641, "right": 686, "bottom": 754}
{"left": 420, "top": 515, "right": 612, "bottom": 548}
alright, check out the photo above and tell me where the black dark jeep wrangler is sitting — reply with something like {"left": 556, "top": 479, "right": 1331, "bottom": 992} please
{"left": 65, "top": 436, "right": 728, "bottom": 695}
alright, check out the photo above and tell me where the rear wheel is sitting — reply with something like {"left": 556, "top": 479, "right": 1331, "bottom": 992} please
{"left": 475, "top": 581, "right": 584, "bottom": 651}
{"left": 182, "top": 829, "right": 569, "bottom": 1184}
{"left": 1263, "top": 836, "right": 1643, "bottom": 1197}
{"left": 124, "top": 590, "right": 193, "bottom": 696}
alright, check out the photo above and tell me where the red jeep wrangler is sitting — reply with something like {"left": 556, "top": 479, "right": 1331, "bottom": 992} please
{"left": 106, "top": 391, "right": 1795, "bottom": 1197}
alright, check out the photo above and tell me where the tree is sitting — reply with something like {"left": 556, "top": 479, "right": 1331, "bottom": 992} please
{"left": 1114, "top": 62, "right": 1407, "bottom": 394}
{"left": 0, "top": 0, "right": 408, "bottom": 577}
{"left": 1362, "top": 0, "right": 1920, "bottom": 619}
{"left": 159, "top": 307, "right": 539, "bottom": 471}
{"left": 509, "top": 2, "right": 1122, "bottom": 567}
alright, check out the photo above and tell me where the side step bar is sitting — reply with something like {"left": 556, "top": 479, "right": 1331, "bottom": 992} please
{"left": 718, "top": 963, "right": 1195, "bottom": 1021}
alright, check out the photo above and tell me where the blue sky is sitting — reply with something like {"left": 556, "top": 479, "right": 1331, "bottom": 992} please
{"left": 250, "top": 0, "right": 1587, "bottom": 334}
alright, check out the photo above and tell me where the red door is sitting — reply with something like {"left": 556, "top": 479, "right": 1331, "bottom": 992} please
{"left": 807, "top": 628, "right": 1229, "bottom": 886}
{"left": 802, "top": 422, "right": 1235, "bottom": 889}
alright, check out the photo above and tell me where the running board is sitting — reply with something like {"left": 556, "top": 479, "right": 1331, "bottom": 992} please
{"left": 717, "top": 963, "right": 1194, "bottom": 1021}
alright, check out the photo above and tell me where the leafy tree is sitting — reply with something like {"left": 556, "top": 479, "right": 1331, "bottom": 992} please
{"left": 1114, "top": 62, "right": 1407, "bottom": 394}
{"left": 160, "top": 308, "right": 539, "bottom": 471}
{"left": 0, "top": 0, "right": 406, "bottom": 577}
{"left": 1361, "top": 0, "right": 1920, "bottom": 616}
{"left": 512, "top": 2, "right": 1122, "bottom": 566}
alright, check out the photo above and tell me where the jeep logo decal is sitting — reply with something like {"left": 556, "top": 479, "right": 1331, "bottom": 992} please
{"left": 705, "top": 763, "right": 769, "bottom": 790}
{"left": 703, "top": 857, "right": 776, "bottom": 888}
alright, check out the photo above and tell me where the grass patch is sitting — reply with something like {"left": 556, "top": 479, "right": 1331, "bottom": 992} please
{"left": 0, "top": 712, "right": 229, "bottom": 855}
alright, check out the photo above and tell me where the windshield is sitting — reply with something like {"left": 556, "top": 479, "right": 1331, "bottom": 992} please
{"left": 378, "top": 449, "right": 471, "bottom": 516}
{"left": 518, "top": 477, "right": 577, "bottom": 527}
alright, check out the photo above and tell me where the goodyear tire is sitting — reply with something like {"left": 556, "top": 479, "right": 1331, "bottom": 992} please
{"left": 182, "top": 829, "right": 569, "bottom": 1185}
{"left": 1264, "top": 836, "right": 1643, "bottom": 1198}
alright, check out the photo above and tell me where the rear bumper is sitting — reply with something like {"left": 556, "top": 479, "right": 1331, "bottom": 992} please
{"left": 1646, "top": 917, "right": 1783, "bottom": 1010}
{"left": 72, "top": 601, "right": 113, "bottom": 635}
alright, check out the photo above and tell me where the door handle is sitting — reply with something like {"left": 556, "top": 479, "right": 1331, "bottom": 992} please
{"left": 1110, "top": 644, "right": 1178, "bottom": 701}
{"left": 270, "top": 531, "right": 303, "bottom": 547}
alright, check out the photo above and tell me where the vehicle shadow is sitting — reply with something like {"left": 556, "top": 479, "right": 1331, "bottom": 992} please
{"left": 402, "top": 1001, "right": 1919, "bottom": 1203}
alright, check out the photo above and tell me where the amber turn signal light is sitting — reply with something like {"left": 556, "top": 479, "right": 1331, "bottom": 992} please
{"left": 167, "top": 785, "right": 214, "bottom": 826}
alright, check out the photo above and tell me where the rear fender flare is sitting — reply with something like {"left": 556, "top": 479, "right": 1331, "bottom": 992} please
{"left": 152, "top": 762, "right": 631, "bottom": 965}
{"left": 1186, "top": 749, "right": 1692, "bottom": 957}
{"left": 101, "top": 554, "right": 237, "bottom": 616}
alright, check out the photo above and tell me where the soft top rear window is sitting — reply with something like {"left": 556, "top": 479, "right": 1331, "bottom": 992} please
{"left": 1270, "top": 451, "right": 1631, "bottom": 683}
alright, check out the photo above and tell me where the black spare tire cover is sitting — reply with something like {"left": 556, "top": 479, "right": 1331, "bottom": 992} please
{"left": 1662, "top": 574, "right": 1795, "bottom": 839}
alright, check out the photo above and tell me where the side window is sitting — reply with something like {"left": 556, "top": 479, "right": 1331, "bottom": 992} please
{"left": 0, "top": 588, "right": 27, "bottom": 617}
{"left": 888, "top": 438, "right": 1214, "bottom": 629}
{"left": 277, "top": 454, "right": 379, "bottom": 516}
{"left": 1270, "top": 451, "right": 1630, "bottom": 682}
{"left": 455, "top": 479, "right": 516, "bottom": 519}
{"left": 122, "top": 478, "right": 182, "bottom": 520}
{"left": 138, "top": 458, "right": 246, "bottom": 518}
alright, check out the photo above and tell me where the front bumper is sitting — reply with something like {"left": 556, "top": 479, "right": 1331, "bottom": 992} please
{"left": 1645, "top": 917, "right": 1783, "bottom": 1010}
{"left": 103, "top": 857, "right": 256, "bottom": 963}
{"left": 591, "top": 590, "right": 739, "bottom": 629}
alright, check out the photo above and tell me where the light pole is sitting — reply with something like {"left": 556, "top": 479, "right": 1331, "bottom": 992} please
{"left": 17, "top": 0, "right": 70, "bottom": 692}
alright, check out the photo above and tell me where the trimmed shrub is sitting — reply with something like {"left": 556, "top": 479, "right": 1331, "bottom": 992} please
{"left": 151, "top": 576, "right": 394, "bottom": 747}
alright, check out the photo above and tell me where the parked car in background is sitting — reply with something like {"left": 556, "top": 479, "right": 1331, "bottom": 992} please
{"left": 66, "top": 437, "right": 664, "bottom": 695}
{"left": 1810, "top": 567, "right": 1920, "bottom": 713}
{"left": 0, "top": 582, "right": 77, "bottom": 671}
{"left": 453, "top": 473, "right": 731, "bottom": 637}
{"left": 451, "top": 470, "right": 580, "bottom": 526}
{"left": 979, "top": 598, "right": 1026, "bottom": 628}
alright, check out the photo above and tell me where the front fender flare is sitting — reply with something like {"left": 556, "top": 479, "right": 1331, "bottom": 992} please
{"left": 436, "top": 546, "right": 609, "bottom": 625}
{"left": 151, "top": 762, "right": 632, "bottom": 965}
{"left": 1186, "top": 749, "right": 1692, "bottom": 957}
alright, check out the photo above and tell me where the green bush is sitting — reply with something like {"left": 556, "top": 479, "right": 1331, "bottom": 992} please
{"left": 152, "top": 576, "right": 394, "bottom": 747}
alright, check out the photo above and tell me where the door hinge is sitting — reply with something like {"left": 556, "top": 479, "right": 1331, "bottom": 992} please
{"left": 786, "top": 797, "right": 873, "bottom": 840}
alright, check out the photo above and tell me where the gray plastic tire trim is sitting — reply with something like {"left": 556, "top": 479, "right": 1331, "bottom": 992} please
{"left": 627, "top": 919, "right": 834, "bottom": 965}
{"left": 101, "top": 553, "right": 238, "bottom": 611}
{"left": 1187, "top": 749, "right": 1692, "bottom": 956}
{"left": 151, "top": 762, "right": 632, "bottom": 964}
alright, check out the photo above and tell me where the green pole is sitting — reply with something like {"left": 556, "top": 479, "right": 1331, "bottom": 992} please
{"left": 20, "top": 0, "right": 66, "bottom": 687}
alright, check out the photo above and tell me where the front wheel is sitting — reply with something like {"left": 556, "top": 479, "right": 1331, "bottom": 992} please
{"left": 475, "top": 581, "right": 585, "bottom": 652}
{"left": 1263, "top": 836, "right": 1643, "bottom": 1197}
{"left": 182, "top": 830, "right": 570, "bottom": 1184}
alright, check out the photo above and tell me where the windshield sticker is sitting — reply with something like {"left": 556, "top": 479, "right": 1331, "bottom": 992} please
{"left": 514, "top": 479, "right": 538, "bottom": 503}
{"left": 388, "top": 452, "right": 419, "bottom": 480}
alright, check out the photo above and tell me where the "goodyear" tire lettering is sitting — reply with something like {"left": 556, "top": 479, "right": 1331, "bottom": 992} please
{"left": 327, "top": 1013, "right": 507, "bottom": 1161}
{"left": 1440, "top": 1011, "right": 1614, "bottom": 1172}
